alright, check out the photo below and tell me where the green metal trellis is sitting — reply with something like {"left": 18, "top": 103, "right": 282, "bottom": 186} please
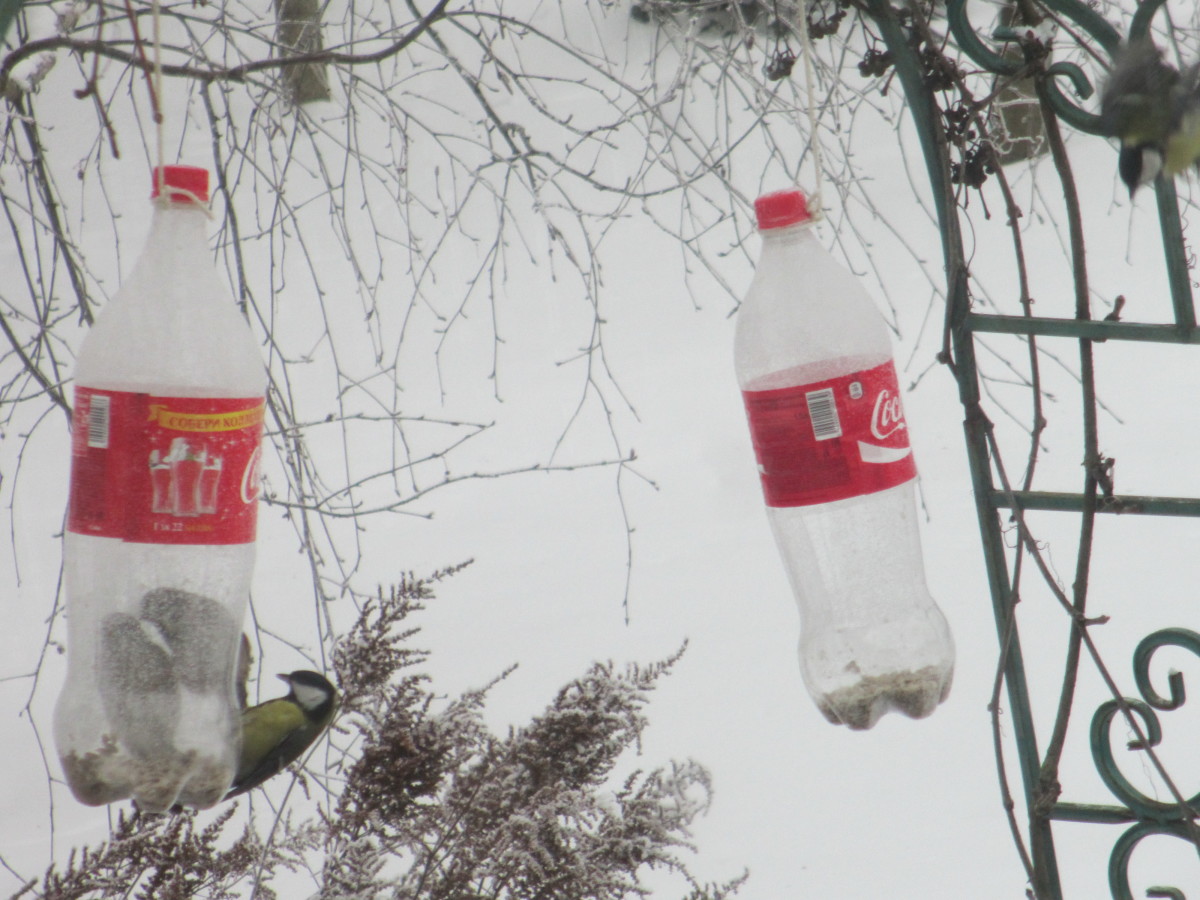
{"left": 857, "top": 0, "right": 1200, "bottom": 896}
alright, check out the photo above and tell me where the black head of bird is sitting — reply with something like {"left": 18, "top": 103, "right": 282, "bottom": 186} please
{"left": 1100, "top": 39, "right": 1200, "bottom": 195}
{"left": 223, "top": 669, "right": 337, "bottom": 801}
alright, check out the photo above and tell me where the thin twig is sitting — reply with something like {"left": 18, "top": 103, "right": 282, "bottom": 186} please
{"left": 1029, "top": 63, "right": 1095, "bottom": 825}
{"left": 0, "top": 0, "right": 454, "bottom": 88}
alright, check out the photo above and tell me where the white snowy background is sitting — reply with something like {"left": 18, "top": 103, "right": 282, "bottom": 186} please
{"left": 4, "top": 0, "right": 1200, "bottom": 897}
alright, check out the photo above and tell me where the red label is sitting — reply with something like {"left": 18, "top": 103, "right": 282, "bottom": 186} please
{"left": 68, "top": 388, "right": 264, "bottom": 544}
{"left": 742, "top": 361, "right": 917, "bottom": 507}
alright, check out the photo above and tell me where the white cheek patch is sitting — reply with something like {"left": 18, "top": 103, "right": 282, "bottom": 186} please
{"left": 1141, "top": 148, "right": 1164, "bottom": 184}
{"left": 291, "top": 681, "right": 328, "bottom": 711}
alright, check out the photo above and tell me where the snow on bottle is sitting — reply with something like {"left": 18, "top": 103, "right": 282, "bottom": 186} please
{"left": 56, "top": 166, "right": 266, "bottom": 811}
{"left": 734, "top": 188, "right": 954, "bottom": 730}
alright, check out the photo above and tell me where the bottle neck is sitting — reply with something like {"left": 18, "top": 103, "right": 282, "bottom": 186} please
{"left": 110, "top": 199, "right": 214, "bottom": 313}
{"left": 147, "top": 199, "right": 210, "bottom": 245}
{"left": 758, "top": 220, "right": 815, "bottom": 246}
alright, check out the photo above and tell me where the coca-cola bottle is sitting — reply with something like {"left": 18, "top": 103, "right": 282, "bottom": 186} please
{"left": 734, "top": 188, "right": 954, "bottom": 730}
{"left": 55, "top": 166, "right": 266, "bottom": 810}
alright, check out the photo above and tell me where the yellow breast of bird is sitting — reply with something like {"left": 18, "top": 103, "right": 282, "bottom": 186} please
{"left": 1164, "top": 107, "right": 1200, "bottom": 174}
{"left": 238, "top": 698, "right": 307, "bottom": 771}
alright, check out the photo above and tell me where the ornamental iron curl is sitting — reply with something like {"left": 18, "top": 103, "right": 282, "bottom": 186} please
{"left": 945, "top": 0, "right": 1119, "bottom": 133}
{"left": 1088, "top": 630, "right": 1200, "bottom": 825}
{"left": 1110, "top": 821, "right": 1194, "bottom": 900}
{"left": 1133, "top": 628, "right": 1200, "bottom": 712}
{"left": 1085, "top": 633, "right": 1200, "bottom": 898}
{"left": 1090, "top": 698, "right": 1174, "bottom": 822}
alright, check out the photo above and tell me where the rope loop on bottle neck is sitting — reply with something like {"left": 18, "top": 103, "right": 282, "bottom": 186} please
{"left": 153, "top": 189, "right": 216, "bottom": 218}
{"left": 147, "top": 1, "right": 218, "bottom": 220}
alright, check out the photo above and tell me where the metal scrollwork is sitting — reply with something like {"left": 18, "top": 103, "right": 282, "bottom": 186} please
{"left": 1109, "top": 820, "right": 1193, "bottom": 900}
{"left": 1090, "top": 698, "right": 1178, "bottom": 821}
{"left": 1133, "top": 628, "right": 1200, "bottom": 712}
{"left": 1091, "top": 629, "right": 1200, "bottom": 898}
{"left": 1090, "top": 628, "right": 1200, "bottom": 820}
{"left": 943, "top": 0, "right": 1173, "bottom": 135}
{"left": 1128, "top": 0, "right": 1169, "bottom": 43}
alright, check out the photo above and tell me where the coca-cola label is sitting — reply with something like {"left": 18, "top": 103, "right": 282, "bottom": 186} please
{"left": 742, "top": 361, "right": 917, "bottom": 507}
{"left": 68, "top": 388, "right": 265, "bottom": 544}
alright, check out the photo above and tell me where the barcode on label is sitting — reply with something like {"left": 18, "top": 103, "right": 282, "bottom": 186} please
{"left": 806, "top": 387, "right": 842, "bottom": 440}
{"left": 86, "top": 394, "right": 111, "bottom": 448}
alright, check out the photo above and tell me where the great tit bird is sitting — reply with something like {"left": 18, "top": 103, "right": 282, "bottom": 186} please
{"left": 224, "top": 670, "right": 337, "bottom": 801}
{"left": 1100, "top": 39, "right": 1200, "bottom": 195}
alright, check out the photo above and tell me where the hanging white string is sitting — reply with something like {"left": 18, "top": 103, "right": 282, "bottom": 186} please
{"left": 152, "top": 0, "right": 165, "bottom": 180}
{"left": 148, "top": 0, "right": 211, "bottom": 213}
{"left": 793, "top": 0, "right": 825, "bottom": 219}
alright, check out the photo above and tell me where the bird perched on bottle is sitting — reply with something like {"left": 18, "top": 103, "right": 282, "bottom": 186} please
{"left": 1100, "top": 39, "right": 1200, "bottom": 195}
{"left": 224, "top": 670, "right": 337, "bottom": 801}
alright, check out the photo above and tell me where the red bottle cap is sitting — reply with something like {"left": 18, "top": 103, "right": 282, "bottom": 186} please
{"left": 754, "top": 189, "right": 811, "bottom": 229}
{"left": 150, "top": 165, "right": 210, "bottom": 204}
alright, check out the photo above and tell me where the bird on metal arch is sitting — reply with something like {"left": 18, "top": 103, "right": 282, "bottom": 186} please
{"left": 1099, "top": 38, "right": 1200, "bottom": 196}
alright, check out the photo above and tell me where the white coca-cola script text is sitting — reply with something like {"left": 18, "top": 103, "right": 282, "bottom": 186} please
{"left": 870, "top": 389, "right": 906, "bottom": 440}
